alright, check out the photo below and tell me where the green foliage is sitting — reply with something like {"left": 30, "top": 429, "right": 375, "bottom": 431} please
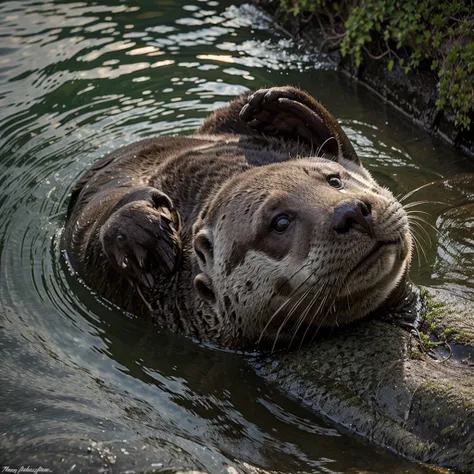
{"left": 417, "top": 330, "right": 443, "bottom": 351}
{"left": 279, "top": 0, "right": 474, "bottom": 130}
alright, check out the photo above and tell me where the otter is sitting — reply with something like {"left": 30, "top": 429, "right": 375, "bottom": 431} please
{"left": 64, "top": 86, "right": 412, "bottom": 350}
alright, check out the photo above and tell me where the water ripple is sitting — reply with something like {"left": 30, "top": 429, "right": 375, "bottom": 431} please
{"left": 0, "top": 0, "right": 473, "bottom": 472}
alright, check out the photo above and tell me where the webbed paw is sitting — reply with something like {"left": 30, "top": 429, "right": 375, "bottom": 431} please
{"left": 99, "top": 187, "right": 181, "bottom": 288}
{"left": 240, "top": 86, "right": 339, "bottom": 156}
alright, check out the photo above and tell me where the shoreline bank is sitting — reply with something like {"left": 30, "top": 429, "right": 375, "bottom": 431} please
{"left": 252, "top": 0, "right": 474, "bottom": 158}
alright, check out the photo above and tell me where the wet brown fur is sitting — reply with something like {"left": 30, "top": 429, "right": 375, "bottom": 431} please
{"left": 64, "top": 87, "right": 412, "bottom": 349}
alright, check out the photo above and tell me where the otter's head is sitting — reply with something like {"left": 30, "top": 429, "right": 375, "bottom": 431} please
{"left": 192, "top": 155, "right": 412, "bottom": 349}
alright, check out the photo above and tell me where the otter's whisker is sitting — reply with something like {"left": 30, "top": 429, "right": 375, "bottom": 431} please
{"left": 275, "top": 262, "right": 314, "bottom": 293}
{"left": 271, "top": 283, "right": 316, "bottom": 353}
{"left": 288, "top": 281, "right": 327, "bottom": 350}
{"left": 331, "top": 299, "right": 338, "bottom": 326}
{"left": 408, "top": 214, "right": 441, "bottom": 237}
{"left": 399, "top": 182, "right": 440, "bottom": 203}
{"left": 411, "top": 232, "right": 422, "bottom": 269}
{"left": 403, "top": 200, "right": 434, "bottom": 209}
{"left": 410, "top": 228, "right": 428, "bottom": 267}
{"left": 308, "top": 297, "right": 332, "bottom": 346}
{"left": 300, "top": 288, "right": 332, "bottom": 349}
{"left": 316, "top": 136, "right": 336, "bottom": 158}
{"left": 129, "top": 278, "right": 154, "bottom": 314}
{"left": 406, "top": 209, "right": 431, "bottom": 216}
{"left": 299, "top": 304, "right": 325, "bottom": 350}
{"left": 409, "top": 216, "right": 441, "bottom": 249}
{"left": 258, "top": 268, "right": 315, "bottom": 346}
{"left": 343, "top": 274, "right": 355, "bottom": 305}
{"left": 410, "top": 222, "right": 430, "bottom": 250}
{"left": 408, "top": 218, "right": 432, "bottom": 247}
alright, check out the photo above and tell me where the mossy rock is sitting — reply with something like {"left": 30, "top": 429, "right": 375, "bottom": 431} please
{"left": 254, "top": 288, "right": 474, "bottom": 472}
{"left": 420, "top": 287, "right": 474, "bottom": 349}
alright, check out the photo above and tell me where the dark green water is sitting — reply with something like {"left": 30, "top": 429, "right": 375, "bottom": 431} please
{"left": 1, "top": 0, "right": 473, "bottom": 472}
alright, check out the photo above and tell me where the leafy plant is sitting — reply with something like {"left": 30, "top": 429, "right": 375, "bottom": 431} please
{"left": 279, "top": 0, "right": 474, "bottom": 130}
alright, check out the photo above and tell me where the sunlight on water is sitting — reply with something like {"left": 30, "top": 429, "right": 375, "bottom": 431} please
{"left": 0, "top": 0, "right": 473, "bottom": 472}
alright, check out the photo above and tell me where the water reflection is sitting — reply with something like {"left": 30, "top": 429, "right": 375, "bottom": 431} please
{"left": 433, "top": 176, "right": 474, "bottom": 299}
{"left": 0, "top": 0, "right": 473, "bottom": 471}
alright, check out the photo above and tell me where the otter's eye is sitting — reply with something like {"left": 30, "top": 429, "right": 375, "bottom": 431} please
{"left": 272, "top": 214, "right": 292, "bottom": 233}
{"left": 327, "top": 175, "right": 343, "bottom": 189}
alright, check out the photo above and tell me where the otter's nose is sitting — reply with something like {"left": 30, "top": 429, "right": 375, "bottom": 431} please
{"left": 332, "top": 199, "right": 374, "bottom": 236}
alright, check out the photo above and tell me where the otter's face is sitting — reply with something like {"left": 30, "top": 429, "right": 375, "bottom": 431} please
{"left": 193, "top": 158, "right": 412, "bottom": 349}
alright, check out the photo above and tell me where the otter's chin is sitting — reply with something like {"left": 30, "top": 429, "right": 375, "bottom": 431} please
{"left": 334, "top": 239, "right": 411, "bottom": 322}
{"left": 341, "top": 237, "right": 411, "bottom": 294}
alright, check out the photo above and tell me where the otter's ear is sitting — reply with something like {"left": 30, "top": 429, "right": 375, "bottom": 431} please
{"left": 194, "top": 273, "right": 216, "bottom": 304}
{"left": 193, "top": 228, "right": 216, "bottom": 303}
{"left": 194, "top": 228, "right": 214, "bottom": 270}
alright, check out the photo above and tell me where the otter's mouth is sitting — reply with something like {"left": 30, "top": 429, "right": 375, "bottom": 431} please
{"left": 350, "top": 239, "right": 401, "bottom": 274}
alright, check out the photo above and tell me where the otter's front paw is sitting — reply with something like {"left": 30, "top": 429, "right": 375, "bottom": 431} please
{"left": 99, "top": 187, "right": 181, "bottom": 288}
{"left": 239, "top": 87, "right": 338, "bottom": 155}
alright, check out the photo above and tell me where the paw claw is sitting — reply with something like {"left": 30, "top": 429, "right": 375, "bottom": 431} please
{"left": 239, "top": 103, "right": 252, "bottom": 122}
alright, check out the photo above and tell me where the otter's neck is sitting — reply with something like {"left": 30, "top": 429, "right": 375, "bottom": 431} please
{"left": 149, "top": 143, "right": 253, "bottom": 345}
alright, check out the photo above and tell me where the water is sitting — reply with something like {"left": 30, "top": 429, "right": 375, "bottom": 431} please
{"left": 1, "top": 0, "right": 473, "bottom": 472}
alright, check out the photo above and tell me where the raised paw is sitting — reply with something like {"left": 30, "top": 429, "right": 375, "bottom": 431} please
{"left": 239, "top": 86, "right": 349, "bottom": 159}
{"left": 99, "top": 187, "right": 182, "bottom": 288}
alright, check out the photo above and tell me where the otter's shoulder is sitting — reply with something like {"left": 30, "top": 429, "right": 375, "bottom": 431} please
{"left": 67, "top": 135, "right": 214, "bottom": 218}
{"left": 194, "top": 133, "right": 311, "bottom": 168}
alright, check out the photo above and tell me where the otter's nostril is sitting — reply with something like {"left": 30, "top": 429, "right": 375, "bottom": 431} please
{"left": 361, "top": 202, "right": 372, "bottom": 217}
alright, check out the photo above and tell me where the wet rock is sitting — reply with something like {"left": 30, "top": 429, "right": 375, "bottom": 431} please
{"left": 253, "top": 288, "right": 474, "bottom": 472}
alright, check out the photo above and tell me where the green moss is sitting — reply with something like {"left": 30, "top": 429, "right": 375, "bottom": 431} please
{"left": 415, "top": 290, "right": 449, "bottom": 352}
{"left": 418, "top": 290, "right": 474, "bottom": 349}
{"left": 278, "top": 0, "right": 474, "bottom": 130}
{"left": 419, "top": 291, "right": 453, "bottom": 339}
{"left": 408, "top": 348, "right": 424, "bottom": 360}
{"left": 440, "top": 327, "right": 455, "bottom": 340}
{"left": 440, "top": 423, "right": 458, "bottom": 436}
{"left": 417, "top": 331, "right": 443, "bottom": 351}
{"left": 454, "top": 331, "right": 474, "bottom": 346}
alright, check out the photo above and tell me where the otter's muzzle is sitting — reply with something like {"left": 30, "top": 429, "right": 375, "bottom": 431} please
{"left": 332, "top": 199, "right": 374, "bottom": 237}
